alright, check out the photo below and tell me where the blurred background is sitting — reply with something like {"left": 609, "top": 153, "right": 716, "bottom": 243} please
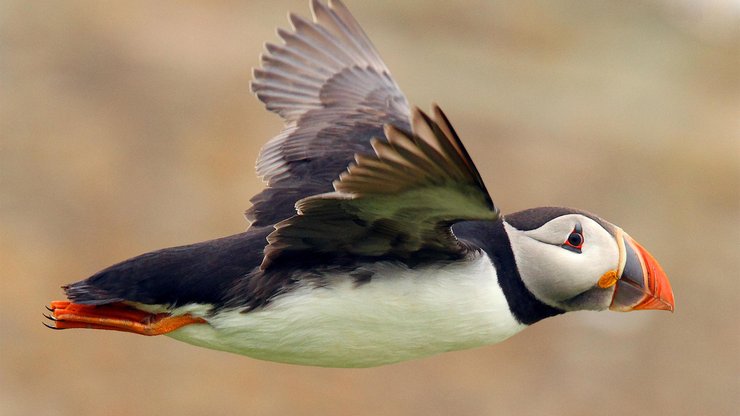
{"left": 2, "top": 0, "right": 738, "bottom": 415}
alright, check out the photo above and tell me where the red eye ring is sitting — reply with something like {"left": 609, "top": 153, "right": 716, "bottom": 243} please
{"left": 562, "top": 224, "right": 584, "bottom": 253}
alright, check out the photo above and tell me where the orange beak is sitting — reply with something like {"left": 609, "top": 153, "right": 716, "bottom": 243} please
{"left": 609, "top": 232, "right": 675, "bottom": 312}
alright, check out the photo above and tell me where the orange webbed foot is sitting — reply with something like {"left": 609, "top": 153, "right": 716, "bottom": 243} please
{"left": 45, "top": 301, "right": 206, "bottom": 336}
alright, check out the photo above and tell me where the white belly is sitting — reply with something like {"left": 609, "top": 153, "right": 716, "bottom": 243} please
{"left": 166, "top": 254, "right": 525, "bottom": 367}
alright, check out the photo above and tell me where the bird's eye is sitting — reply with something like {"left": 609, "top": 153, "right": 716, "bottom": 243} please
{"left": 562, "top": 224, "right": 584, "bottom": 253}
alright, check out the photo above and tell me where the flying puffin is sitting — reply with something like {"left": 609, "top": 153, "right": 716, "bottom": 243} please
{"left": 46, "top": 0, "right": 674, "bottom": 368}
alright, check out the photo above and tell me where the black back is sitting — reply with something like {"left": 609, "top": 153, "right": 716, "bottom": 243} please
{"left": 64, "top": 228, "right": 270, "bottom": 308}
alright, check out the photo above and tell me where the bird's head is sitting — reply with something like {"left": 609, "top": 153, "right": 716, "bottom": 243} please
{"left": 504, "top": 207, "right": 674, "bottom": 313}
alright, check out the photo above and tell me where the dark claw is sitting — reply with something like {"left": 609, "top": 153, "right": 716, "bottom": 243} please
{"left": 45, "top": 305, "right": 54, "bottom": 312}
{"left": 43, "top": 313, "right": 57, "bottom": 321}
{"left": 43, "top": 321, "right": 63, "bottom": 330}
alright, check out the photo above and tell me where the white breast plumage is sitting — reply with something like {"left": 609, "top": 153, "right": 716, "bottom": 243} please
{"left": 166, "top": 254, "right": 524, "bottom": 368}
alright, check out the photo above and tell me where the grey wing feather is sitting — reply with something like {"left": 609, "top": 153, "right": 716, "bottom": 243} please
{"left": 248, "top": 0, "right": 410, "bottom": 227}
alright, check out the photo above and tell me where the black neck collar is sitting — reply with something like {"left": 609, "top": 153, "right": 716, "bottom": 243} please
{"left": 453, "top": 220, "right": 564, "bottom": 325}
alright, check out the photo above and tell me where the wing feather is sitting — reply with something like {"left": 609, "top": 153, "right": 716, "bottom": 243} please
{"left": 261, "top": 105, "right": 498, "bottom": 269}
{"left": 248, "top": 0, "right": 410, "bottom": 227}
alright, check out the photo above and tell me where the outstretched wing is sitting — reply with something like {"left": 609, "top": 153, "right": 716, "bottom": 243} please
{"left": 248, "top": 0, "right": 410, "bottom": 227}
{"left": 261, "top": 105, "right": 498, "bottom": 270}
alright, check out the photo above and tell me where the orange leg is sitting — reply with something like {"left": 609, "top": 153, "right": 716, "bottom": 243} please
{"left": 46, "top": 300, "right": 206, "bottom": 336}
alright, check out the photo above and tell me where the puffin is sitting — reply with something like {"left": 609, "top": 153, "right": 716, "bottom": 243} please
{"left": 46, "top": 0, "right": 674, "bottom": 368}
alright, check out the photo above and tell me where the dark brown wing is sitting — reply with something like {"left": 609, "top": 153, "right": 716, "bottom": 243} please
{"left": 261, "top": 105, "right": 498, "bottom": 269}
{"left": 248, "top": 0, "right": 410, "bottom": 227}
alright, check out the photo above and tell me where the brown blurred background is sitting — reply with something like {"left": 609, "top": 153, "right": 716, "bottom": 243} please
{"left": 2, "top": 0, "right": 738, "bottom": 415}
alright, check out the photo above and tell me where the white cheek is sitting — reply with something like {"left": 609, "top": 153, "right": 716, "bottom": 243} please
{"left": 512, "top": 237, "right": 581, "bottom": 301}
{"left": 582, "top": 237, "right": 617, "bottom": 271}
{"left": 506, "top": 222, "right": 619, "bottom": 305}
{"left": 553, "top": 234, "right": 619, "bottom": 300}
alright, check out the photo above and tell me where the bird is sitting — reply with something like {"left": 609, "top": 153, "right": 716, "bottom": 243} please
{"left": 46, "top": 0, "right": 674, "bottom": 368}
